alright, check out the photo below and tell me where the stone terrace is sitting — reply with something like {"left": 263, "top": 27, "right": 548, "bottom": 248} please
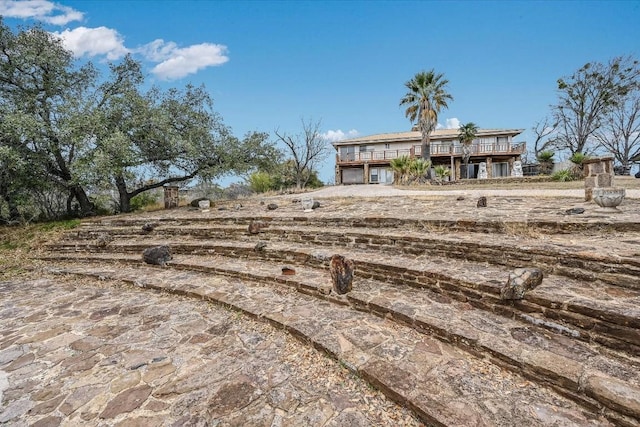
{"left": 8, "top": 190, "right": 640, "bottom": 426}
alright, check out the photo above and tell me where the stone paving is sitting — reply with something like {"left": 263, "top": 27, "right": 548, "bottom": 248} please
{"left": 0, "top": 277, "right": 420, "bottom": 426}
{"left": 5, "top": 185, "right": 640, "bottom": 426}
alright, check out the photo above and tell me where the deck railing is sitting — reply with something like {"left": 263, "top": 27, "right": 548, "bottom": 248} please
{"left": 337, "top": 142, "right": 525, "bottom": 163}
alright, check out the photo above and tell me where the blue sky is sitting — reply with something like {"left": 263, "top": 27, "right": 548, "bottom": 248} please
{"left": 1, "top": 0, "right": 639, "bottom": 183}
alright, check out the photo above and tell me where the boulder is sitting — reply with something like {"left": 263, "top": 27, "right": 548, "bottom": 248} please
{"left": 248, "top": 221, "right": 268, "bottom": 234}
{"left": 141, "top": 222, "right": 159, "bottom": 233}
{"left": 330, "top": 255, "right": 355, "bottom": 295}
{"left": 281, "top": 266, "right": 296, "bottom": 275}
{"left": 267, "top": 203, "right": 278, "bottom": 211}
{"left": 142, "top": 246, "right": 172, "bottom": 267}
{"left": 254, "top": 241, "right": 267, "bottom": 252}
{"left": 500, "top": 268, "right": 544, "bottom": 300}
{"left": 190, "top": 198, "right": 210, "bottom": 208}
{"left": 477, "top": 196, "right": 487, "bottom": 208}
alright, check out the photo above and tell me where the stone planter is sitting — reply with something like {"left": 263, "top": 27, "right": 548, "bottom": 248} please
{"left": 592, "top": 187, "right": 625, "bottom": 212}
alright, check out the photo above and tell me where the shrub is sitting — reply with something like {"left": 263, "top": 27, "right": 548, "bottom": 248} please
{"left": 130, "top": 191, "right": 158, "bottom": 211}
{"left": 569, "top": 152, "right": 590, "bottom": 165}
{"left": 537, "top": 150, "right": 555, "bottom": 162}
{"left": 248, "top": 171, "right": 274, "bottom": 193}
{"left": 551, "top": 169, "right": 576, "bottom": 182}
{"left": 433, "top": 165, "right": 451, "bottom": 183}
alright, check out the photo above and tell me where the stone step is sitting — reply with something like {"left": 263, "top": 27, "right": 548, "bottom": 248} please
{"left": 66, "top": 223, "right": 640, "bottom": 289}
{"left": 39, "top": 253, "right": 640, "bottom": 425}
{"left": 45, "top": 238, "right": 640, "bottom": 356}
{"left": 79, "top": 207, "right": 640, "bottom": 234}
{"left": 41, "top": 260, "right": 630, "bottom": 427}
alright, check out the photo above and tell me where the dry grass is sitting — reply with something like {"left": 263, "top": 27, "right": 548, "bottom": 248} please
{"left": 0, "top": 219, "right": 80, "bottom": 280}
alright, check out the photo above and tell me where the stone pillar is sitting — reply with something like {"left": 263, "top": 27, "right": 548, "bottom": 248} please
{"left": 478, "top": 162, "right": 488, "bottom": 179}
{"left": 363, "top": 163, "right": 370, "bottom": 184}
{"left": 454, "top": 158, "right": 462, "bottom": 180}
{"left": 163, "top": 186, "right": 179, "bottom": 209}
{"left": 485, "top": 157, "right": 493, "bottom": 178}
{"left": 335, "top": 164, "right": 341, "bottom": 185}
{"left": 583, "top": 157, "right": 615, "bottom": 201}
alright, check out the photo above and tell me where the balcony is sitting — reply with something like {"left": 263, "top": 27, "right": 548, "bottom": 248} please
{"left": 337, "top": 142, "right": 526, "bottom": 163}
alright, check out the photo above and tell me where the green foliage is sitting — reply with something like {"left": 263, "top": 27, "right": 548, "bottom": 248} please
{"left": 391, "top": 156, "right": 432, "bottom": 183}
{"left": 537, "top": 150, "right": 555, "bottom": 162}
{"left": 551, "top": 169, "right": 577, "bottom": 182}
{"left": 0, "top": 21, "right": 278, "bottom": 218}
{"left": 36, "top": 219, "right": 81, "bottom": 232}
{"left": 409, "top": 158, "right": 431, "bottom": 180}
{"left": 248, "top": 172, "right": 274, "bottom": 193}
{"left": 400, "top": 70, "right": 453, "bottom": 168}
{"left": 434, "top": 165, "right": 451, "bottom": 183}
{"left": 248, "top": 160, "right": 323, "bottom": 193}
{"left": 129, "top": 191, "right": 159, "bottom": 211}
{"left": 569, "top": 152, "right": 590, "bottom": 165}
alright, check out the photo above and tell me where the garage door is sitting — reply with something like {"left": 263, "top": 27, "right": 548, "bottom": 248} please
{"left": 342, "top": 168, "right": 364, "bottom": 184}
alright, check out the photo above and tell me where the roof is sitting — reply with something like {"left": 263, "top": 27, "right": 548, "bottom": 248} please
{"left": 331, "top": 128, "right": 525, "bottom": 147}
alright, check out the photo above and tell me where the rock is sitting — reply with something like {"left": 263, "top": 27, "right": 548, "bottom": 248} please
{"left": 248, "top": 221, "right": 268, "bottom": 234}
{"left": 477, "top": 196, "right": 487, "bottom": 208}
{"left": 456, "top": 196, "right": 465, "bottom": 201}
{"left": 189, "top": 197, "right": 209, "bottom": 208}
{"left": 99, "top": 385, "right": 152, "bottom": 419}
{"left": 254, "top": 241, "right": 267, "bottom": 252}
{"left": 198, "top": 200, "right": 211, "bottom": 209}
{"left": 312, "top": 201, "right": 321, "bottom": 210}
{"left": 141, "top": 222, "right": 158, "bottom": 233}
{"left": 500, "top": 268, "right": 544, "bottom": 300}
{"left": 267, "top": 203, "right": 278, "bottom": 211}
{"left": 565, "top": 208, "right": 585, "bottom": 215}
{"left": 281, "top": 266, "right": 296, "bottom": 275}
{"left": 330, "top": 255, "right": 354, "bottom": 295}
{"left": 96, "top": 234, "right": 111, "bottom": 248}
{"left": 142, "top": 246, "right": 172, "bottom": 267}
{"left": 234, "top": 204, "right": 243, "bottom": 210}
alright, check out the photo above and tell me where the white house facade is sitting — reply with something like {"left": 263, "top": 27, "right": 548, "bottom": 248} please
{"left": 332, "top": 128, "right": 526, "bottom": 184}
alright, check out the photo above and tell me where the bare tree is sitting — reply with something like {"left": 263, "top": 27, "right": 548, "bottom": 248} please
{"left": 274, "top": 118, "right": 330, "bottom": 189}
{"left": 553, "top": 56, "right": 640, "bottom": 155}
{"left": 594, "top": 90, "right": 640, "bottom": 175}
{"left": 531, "top": 117, "right": 559, "bottom": 160}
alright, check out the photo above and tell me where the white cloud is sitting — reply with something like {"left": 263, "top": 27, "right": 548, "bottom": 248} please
{"left": 444, "top": 118, "right": 460, "bottom": 129}
{"left": 1, "top": 1, "right": 229, "bottom": 78}
{"left": 53, "top": 26, "right": 128, "bottom": 60}
{"left": 321, "top": 129, "right": 359, "bottom": 142}
{"left": 0, "top": 0, "right": 83, "bottom": 25}
{"left": 142, "top": 40, "right": 229, "bottom": 80}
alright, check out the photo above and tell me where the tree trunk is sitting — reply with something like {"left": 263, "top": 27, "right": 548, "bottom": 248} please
{"left": 70, "top": 185, "right": 94, "bottom": 217}
{"left": 115, "top": 175, "right": 132, "bottom": 213}
{"left": 420, "top": 134, "right": 432, "bottom": 179}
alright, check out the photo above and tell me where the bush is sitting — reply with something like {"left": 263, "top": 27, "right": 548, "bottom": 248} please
{"left": 537, "top": 150, "right": 555, "bottom": 162}
{"left": 551, "top": 169, "right": 577, "bottom": 182}
{"left": 248, "top": 171, "right": 274, "bottom": 193}
{"left": 433, "top": 165, "right": 451, "bottom": 183}
{"left": 130, "top": 191, "right": 158, "bottom": 211}
{"left": 569, "top": 152, "right": 590, "bottom": 165}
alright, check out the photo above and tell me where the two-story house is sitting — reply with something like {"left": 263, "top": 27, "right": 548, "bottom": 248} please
{"left": 332, "top": 128, "right": 525, "bottom": 184}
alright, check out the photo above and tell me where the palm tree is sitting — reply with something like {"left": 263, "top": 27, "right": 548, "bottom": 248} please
{"left": 408, "top": 158, "right": 431, "bottom": 183}
{"left": 390, "top": 155, "right": 411, "bottom": 184}
{"left": 458, "top": 122, "right": 478, "bottom": 179}
{"left": 400, "top": 70, "right": 453, "bottom": 178}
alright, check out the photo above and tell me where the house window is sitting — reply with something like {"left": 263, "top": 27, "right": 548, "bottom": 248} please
{"left": 493, "top": 162, "right": 509, "bottom": 177}
{"left": 497, "top": 136, "right": 508, "bottom": 143}
{"left": 384, "top": 143, "right": 390, "bottom": 149}
{"left": 370, "top": 168, "right": 379, "bottom": 183}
